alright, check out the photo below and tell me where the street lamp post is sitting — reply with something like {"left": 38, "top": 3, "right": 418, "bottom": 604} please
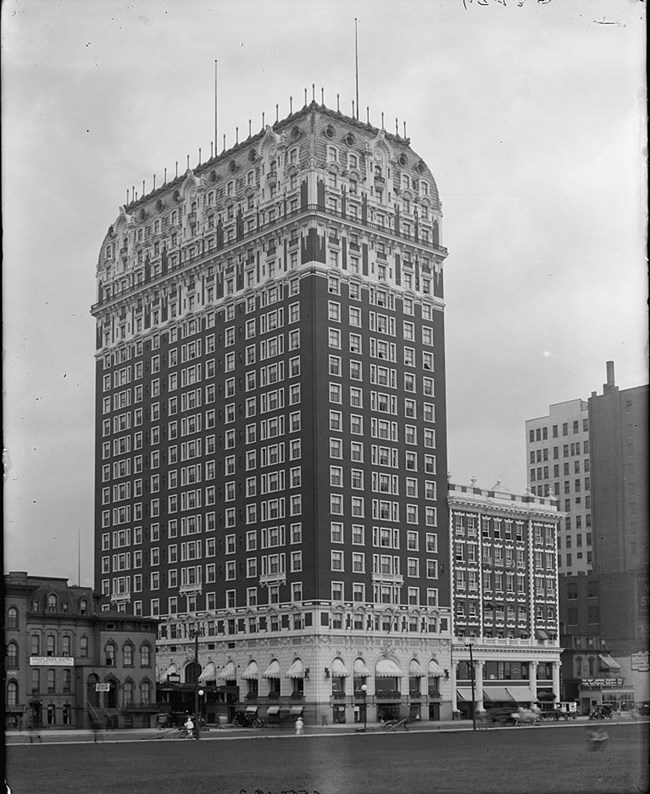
{"left": 198, "top": 689, "right": 204, "bottom": 728}
{"left": 467, "top": 640, "right": 477, "bottom": 732}
{"left": 192, "top": 630, "right": 201, "bottom": 740}
{"left": 361, "top": 684, "right": 368, "bottom": 731}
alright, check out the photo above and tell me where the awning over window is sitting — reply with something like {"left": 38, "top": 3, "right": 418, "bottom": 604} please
{"left": 353, "top": 658, "right": 370, "bottom": 677}
{"left": 262, "top": 660, "right": 281, "bottom": 678}
{"left": 428, "top": 660, "right": 444, "bottom": 676}
{"left": 332, "top": 658, "right": 350, "bottom": 677}
{"left": 535, "top": 629, "right": 550, "bottom": 640}
{"left": 598, "top": 654, "right": 621, "bottom": 670}
{"left": 198, "top": 662, "right": 216, "bottom": 683}
{"left": 242, "top": 661, "right": 259, "bottom": 680}
{"left": 245, "top": 706, "right": 259, "bottom": 714}
{"left": 266, "top": 706, "right": 280, "bottom": 715}
{"left": 456, "top": 687, "right": 474, "bottom": 701}
{"left": 290, "top": 706, "right": 304, "bottom": 715}
{"left": 483, "top": 686, "right": 513, "bottom": 702}
{"left": 506, "top": 686, "right": 537, "bottom": 702}
{"left": 285, "top": 659, "right": 304, "bottom": 679}
{"left": 217, "top": 661, "right": 237, "bottom": 681}
{"left": 536, "top": 688, "right": 557, "bottom": 702}
{"left": 409, "top": 659, "right": 426, "bottom": 677}
{"left": 375, "top": 658, "right": 402, "bottom": 678}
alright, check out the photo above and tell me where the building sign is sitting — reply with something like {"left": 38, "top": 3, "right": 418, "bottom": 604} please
{"left": 631, "top": 652, "right": 649, "bottom": 672}
{"left": 29, "top": 656, "right": 74, "bottom": 667}
{"left": 581, "top": 678, "right": 625, "bottom": 688}
{"left": 95, "top": 683, "right": 111, "bottom": 692}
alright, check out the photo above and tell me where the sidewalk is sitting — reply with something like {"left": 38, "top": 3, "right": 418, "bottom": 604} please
{"left": 5, "top": 715, "right": 601, "bottom": 745}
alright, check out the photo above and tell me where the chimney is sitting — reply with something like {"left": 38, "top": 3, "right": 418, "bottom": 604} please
{"left": 604, "top": 360, "right": 616, "bottom": 393}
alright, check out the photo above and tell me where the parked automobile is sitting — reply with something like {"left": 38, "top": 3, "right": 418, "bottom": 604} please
{"left": 589, "top": 704, "right": 614, "bottom": 720}
{"left": 636, "top": 702, "right": 650, "bottom": 716}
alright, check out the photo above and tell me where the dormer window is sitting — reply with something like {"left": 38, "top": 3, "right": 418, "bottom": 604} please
{"left": 47, "top": 595, "right": 57, "bottom": 613}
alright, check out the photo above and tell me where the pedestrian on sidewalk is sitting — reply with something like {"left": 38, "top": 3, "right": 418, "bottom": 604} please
{"left": 295, "top": 716, "right": 304, "bottom": 735}
{"left": 91, "top": 718, "right": 104, "bottom": 743}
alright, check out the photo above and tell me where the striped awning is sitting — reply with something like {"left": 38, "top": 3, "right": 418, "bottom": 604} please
{"left": 375, "top": 658, "right": 402, "bottom": 678}
{"left": 242, "top": 661, "right": 259, "bottom": 680}
{"left": 353, "top": 658, "right": 370, "bottom": 676}
{"left": 598, "top": 654, "right": 621, "bottom": 670}
{"left": 217, "top": 661, "right": 237, "bottom": 681}
{"left": 290, "top": 706, "right": 304, "bottom": 715}
{"left": 285, "top": 659, "right": 304, "bottom": 679}
{"left": 198, "top": 662, "right": 216, "bottom": 683}
{"left": 456, "top": 687, "right": 474, "bottom": 701}
{"left": 483, "top": 686, "right": 513, "bottom": 702}
{"left": 332, "top": 658, "right": 350, "bottom": 677}
{"left": 267, "top": 706, "right": 280, "bottom": 715}
{"left": 506, "top": 686, "right": 537, "bottom": 703}
{"left": 409, "top": 659, "right": 426, "bottom": 677}
{"left": 428, "top": 660, "right": 444, "bottom": 676}
{"left": 263, "top": 660, "right": 281, "bottom": 678}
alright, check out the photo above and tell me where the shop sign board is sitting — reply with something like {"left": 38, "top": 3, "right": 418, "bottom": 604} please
{"left": 95, "top": 683, "right": 111, "bottom": 692}
{"left": 581, "top": 677, "right": 625, "bottom": 688}
{"left": 631, "top": 651, "right": 649, "bottom": 672}
{"left": 29, "top": 656, "right": 74, "bottom": 666}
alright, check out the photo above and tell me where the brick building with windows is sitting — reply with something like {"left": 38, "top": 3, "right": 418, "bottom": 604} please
{"left": 447, "top": 482, "right": 562, "bottom": 719}
{"left": 4, "top": 571, "right": 157, "bottom": 731}
{"left": 90, "top": 101, "right": 453, "bottom": 725}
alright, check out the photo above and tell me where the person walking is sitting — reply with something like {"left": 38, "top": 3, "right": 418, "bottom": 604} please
{"left": 184, "top": 715, "right": 194, "bottom": 738}
{"left": 295, "top": 716, "right": 304, "bottom": 735}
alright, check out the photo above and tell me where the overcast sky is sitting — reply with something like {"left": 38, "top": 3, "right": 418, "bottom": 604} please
{"left": 2, "top": 0, "right": 647, "bottom": 586}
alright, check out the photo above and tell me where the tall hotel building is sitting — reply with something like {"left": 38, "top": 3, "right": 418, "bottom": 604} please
{"left": 91, "top": 102, "right": 453, "bottom": 724}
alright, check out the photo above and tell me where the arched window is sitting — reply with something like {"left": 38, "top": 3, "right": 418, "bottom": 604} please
{"left": 79, "top": 599, "right": 88, "bottom": 615}
{"left": 46, "top": 635, "right": 56, "bottom": 657}
{"left": 7, "top": 681, "right": 18, "bottom": 706}
{"left": 47, "top": 669, "right": 56, "bottom": 694}
{"left": 62, "top": 704, "right": 72, "bottom": 725}
{"left": 140, "top": 643, "right": 151, "bottom": 667}
{"left": 31, "top": 634, "right": 40, "bottom": 655}
{"left": 123, "top": 643, "right": 134, "bottom": 666}
{"left": 47, "top": 594, "right": 57, "bottom": 613}
{"left": 123, "top": 680, "right": 134, "bottom": 706}
{"left": 7, "top": 641, "right": 18, "bottom": 668}
{"left": 61, "top": 635, "right": 71, "bottom": 656}
{"left": 62, "top": 669, "right": 71, "bottom": 694}
{"left": 31, "top": 669, "right": 40, "bottom": 693}
{"left": 46, "top": 704, "right": 56, "bottom": 725}
{"left": 32, "top": 600, "right": 39, "bottom": 612}
{"left": 105, "top": 642, "right": 116, "bottom": 666}
{"left": 141, "top": 680, "right": 151, "bottom": 705}
{"left": 7, "top": 607, "right": 18, "bottom": 629}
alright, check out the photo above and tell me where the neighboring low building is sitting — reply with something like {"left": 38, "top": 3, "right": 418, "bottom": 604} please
{"left": 448, "top": 482, "right": 563, "bottom": 718}
{"left": 4, "top": 572, "right": 158, "bottom": 730}
{"left": 559, "top": 572, "right": 636, "bottom": 714}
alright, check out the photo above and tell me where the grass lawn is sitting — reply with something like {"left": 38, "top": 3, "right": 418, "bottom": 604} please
{"left": 6, "top": 722, "right": 648, "bottom": 794}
